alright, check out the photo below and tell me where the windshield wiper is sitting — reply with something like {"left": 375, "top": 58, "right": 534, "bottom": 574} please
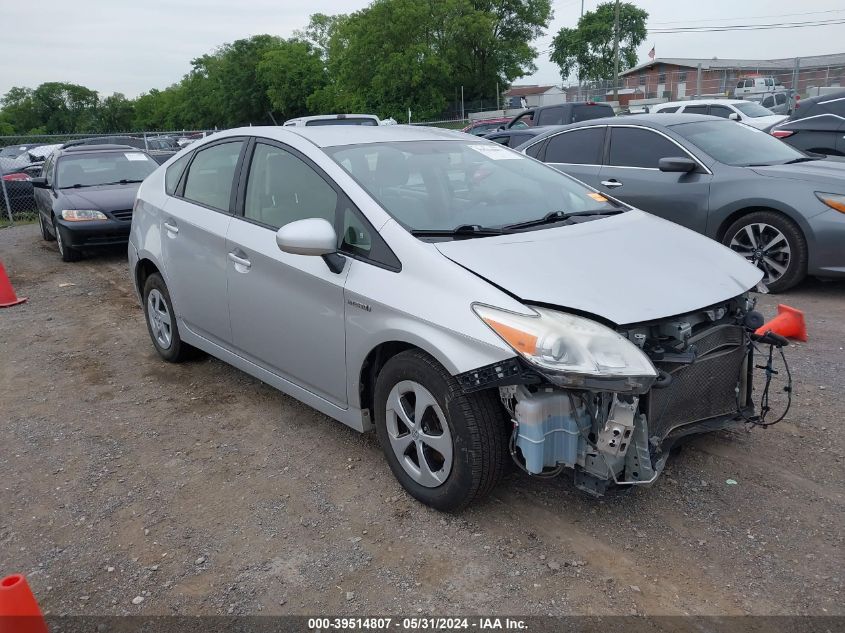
{"left": 783, "top": 156, "right": 817, "bottom": 164}
{"left": 100, "top": 179, "right": 145, "bottom": 185}
{"left": 503, "top": 209, "right": 623, "bottom": 231}
{"left": 410, "top": 224, "right": 505, "bottom": 239}
{"left": 59, "top": 183, "right": 97, "bottom": 189}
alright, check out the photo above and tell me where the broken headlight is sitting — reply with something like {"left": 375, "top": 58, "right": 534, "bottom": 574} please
{"left": 473, "top": 304, "right": 658, "bottom": 394}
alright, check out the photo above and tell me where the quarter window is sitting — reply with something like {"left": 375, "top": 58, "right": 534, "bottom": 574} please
{"left": 165, "top": 152, "right": 191, "bottom": 196}
{"left": 182, "top": 141, "right": 244, "bottom": 212}
{"left": 608, "top": 127, "right": 683, "bottom": 169}
{"left": 544, "top": 128, "right": 605, "bottom": 165}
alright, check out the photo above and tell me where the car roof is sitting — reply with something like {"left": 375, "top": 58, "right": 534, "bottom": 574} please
{"left": 523, "top": 114, "right": 726, "bottom": 143}
{"left": 285, "top": 114, "right": 380, "bottom": 124}
{"left": 656, "top": 99, "right": 747, "bottom": 108}
{"left": 60, "top": 144, "right": 145, "bottom": 154}
{"left": 222, "top": 124, "right": 474, "bottom": 148}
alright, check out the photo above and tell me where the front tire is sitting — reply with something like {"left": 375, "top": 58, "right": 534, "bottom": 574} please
{"left": 54, "top": 217, "right": 81, "bottom": 262}
{"left": 374, "top": 350, "right": 509, "bottom": 511}
{"left": 142, "top": 273, "right": 191, "bottom": 362}
{"left": 722, "top": 211, "right": 807, "bottom": 292}
{"left": 39, "top": 213, "right": 55, "bottom": 241}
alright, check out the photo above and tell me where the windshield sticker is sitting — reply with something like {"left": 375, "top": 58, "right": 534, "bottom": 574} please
{"left": 125, "top": 152, "right": 148, "bottom": 161}
{"left": 468, "top": 144, "right": 524, "bottom": 160}
{"left": 587, "top": 192, "right": 608, "bottom": 202}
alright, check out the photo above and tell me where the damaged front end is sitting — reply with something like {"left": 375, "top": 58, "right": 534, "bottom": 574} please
{"left": 462, "top": 296, "right": 765, "bottom": 497}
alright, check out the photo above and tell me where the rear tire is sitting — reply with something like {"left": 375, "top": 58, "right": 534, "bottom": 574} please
{"left": 142, "top": 273, "right": 192, "bottom": 362}
{"left": 722, "top": 210, "right": 807, "bottom": 292}
{"left": 373, "top": 349, "right": 510, "bottom": 511}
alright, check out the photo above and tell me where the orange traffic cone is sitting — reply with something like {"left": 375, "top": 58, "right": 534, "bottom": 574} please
{"left": 0, "top": 575, "right": 48, "bottom": 633}
{"left": 0, "top": 260, "right": 26, "bottom": 308}
{"left": 756, "top": 304, "right": 807, "bottom": 342}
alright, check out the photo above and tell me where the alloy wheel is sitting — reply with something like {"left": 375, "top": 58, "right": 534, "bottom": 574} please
{"left": 146, "top": 289, "right": 173, "bottom": 349}
{"left": 728, "top": 223, "right": 791, "bottom": 286}
{"left": 385, "top": 380, "right": 453, "bottom": 488}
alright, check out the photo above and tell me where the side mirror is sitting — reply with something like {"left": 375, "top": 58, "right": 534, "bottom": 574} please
{"left": 30, "top": 176, "right": 48, "bottom": 188}
{"left": 276, "top": 218, "right": 337, "bottom": 256}
{"left": 728, "top": 112, "right": 741, "bottom": 121}
{"left": 658, "top": 157, "right": 697, "bottom": 173}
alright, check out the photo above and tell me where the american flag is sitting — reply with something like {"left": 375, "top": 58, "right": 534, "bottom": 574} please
{"left": 648, "top": 45, "right": 655, "bottom": 60}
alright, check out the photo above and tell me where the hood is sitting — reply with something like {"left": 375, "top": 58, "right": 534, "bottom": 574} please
{"left": 58, "top": 184, "right": 139, "bottom": 212}
{"left": 744, "top": 115, "right": 788, "bottom": 130}
{"left": 751, "top": 157, "right": 845, "bottom": 190}
{"left": 435, "top": 210, "right": 762, "bottom": 325}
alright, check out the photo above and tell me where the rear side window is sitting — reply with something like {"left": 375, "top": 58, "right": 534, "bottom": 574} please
{"left": 535, "top": 106, "right": 566, "bottom": 126}
{"left": 572, "top": 104, "right": 612, "bottom": 122}
{"left": 182, "top": 141, "right": 244, "bottom": 212}
{"left": 775, "top": 93, "right": 787, "bottom": 106}
{"left": 165, "top": 153, "right": 191, "bottom": 196}
{"left": 658, "top": 106, "right": 679, "bottom": 113}
{"left": 544, "top": 128, "right": 605, "bottom": 165}
{"left": 608, "top": 127, "right": 682, "bottom": 168}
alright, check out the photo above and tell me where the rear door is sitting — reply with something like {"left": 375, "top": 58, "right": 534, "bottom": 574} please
{"left": 597, "top": 126, "right": 711, "bottom": 232}
{"left": 162, "top": 138, "right": 246, "bottom": 346}
{"left": 540, "top": 126, "right": 606, "bottom": 187}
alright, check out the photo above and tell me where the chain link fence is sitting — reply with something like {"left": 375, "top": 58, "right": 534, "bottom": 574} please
{"left": 0, "top": 130, "right": 216, "bottom": 224}
{"left": 565, "top": 59, "right": 845, "bottom": 109}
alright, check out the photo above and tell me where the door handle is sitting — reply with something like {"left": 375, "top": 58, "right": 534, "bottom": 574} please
{"left": 601, "top": 179, "right": 623, "bottom": 188}
{"left": 163, "top": 221, "right": 179, "bottom": 234}
{"left": 228, "top": 251, "right": 251, "bottom": 269}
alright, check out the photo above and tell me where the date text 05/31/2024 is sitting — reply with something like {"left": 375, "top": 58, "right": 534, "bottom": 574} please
{"left": 307, "top": 617, "right": 528, "bottom": 630}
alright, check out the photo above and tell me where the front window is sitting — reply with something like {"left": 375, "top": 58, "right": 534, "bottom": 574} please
{"left": 734, "top": 101, "right": 774, "bottom": 118}
{"left": 56, "top": 151, "right": 158, "bottom": 188}
{"left": 673, "top": 120, "right": 804, "bottom": 166}
{"left": 326, "top": 140, "right": 621, "bottom": 235}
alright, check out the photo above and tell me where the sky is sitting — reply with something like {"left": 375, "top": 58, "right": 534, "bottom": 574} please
{"left": 1, "top": 0, "right": 844, "bottom": 99}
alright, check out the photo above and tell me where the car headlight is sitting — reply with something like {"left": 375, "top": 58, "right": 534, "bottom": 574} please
{"left": 816, "top": 192, "right": 845, "bottom": 214}
{"left": 61, "top": 209, "right": 108, "bottom": 221}
{"left": 473, "top": 304, "right": 657, "bottom": 393}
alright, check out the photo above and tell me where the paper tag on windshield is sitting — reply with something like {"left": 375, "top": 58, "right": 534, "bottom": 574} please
{"left": 468, "top": 144, "right": 524, "bottom": 160}
{"left": 125, "top": 152, "right": 147, "bottom": 161}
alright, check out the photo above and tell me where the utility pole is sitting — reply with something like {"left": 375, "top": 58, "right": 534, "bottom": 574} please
{"left": 577, "top": 0, "right": 584, "bottom": 101}
{"left": 612, "top": 0, "right": 620, "bottom": 101}
{"left": 461, "top": 85, "right": 465, "bottom": 122}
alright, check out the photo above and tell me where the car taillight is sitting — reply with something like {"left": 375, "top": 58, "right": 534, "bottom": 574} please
{"left": 2, "top": 173, "right": 30, "bottom": 181}
{"left": 771, "top": 130, "right": 795, "bottom": 139}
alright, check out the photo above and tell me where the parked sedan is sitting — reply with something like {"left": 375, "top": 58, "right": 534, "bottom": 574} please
{"left": 771, "top": 90, "right": 845, "bottom": 156}
{"left": 518, "top": 114, "right": 845, "bottom": 291}
{"left": 32, "top": 144, "right": 158, "bottom": 261}
{"left": 652, "top": 99, "right": 786, "bottom": 131}
{"left": 130, "top": 125, "right": 767, "bottom": 510}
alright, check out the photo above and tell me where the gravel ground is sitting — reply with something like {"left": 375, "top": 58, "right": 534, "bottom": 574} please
{"left": 1, "top": 223, "right": 843, "bottom": 618}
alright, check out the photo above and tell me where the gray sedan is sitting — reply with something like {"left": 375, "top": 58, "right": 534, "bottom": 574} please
{"left": 518, "top": 114, "right": 845, "bottom": 291}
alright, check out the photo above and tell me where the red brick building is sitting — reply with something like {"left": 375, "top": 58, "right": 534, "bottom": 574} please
{"left": 618, "top": 53, "right": 845, "bottom": 100}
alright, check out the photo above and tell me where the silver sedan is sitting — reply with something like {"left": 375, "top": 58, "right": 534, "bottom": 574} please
{"left": 129, "top": 125, "right": 763, "bottom": 510}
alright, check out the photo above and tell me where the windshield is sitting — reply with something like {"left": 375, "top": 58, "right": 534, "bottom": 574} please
{"left": 56, "top": 151, "right": 158, "bottom": 188}
{"left": 326, "top": 140, "right": 621, "bottom": 234}
{"left": 672, "top": 120, "right": 804, "bottom": 166}
{"left": 734, "top": 102, "right": 775, "bottom": 118}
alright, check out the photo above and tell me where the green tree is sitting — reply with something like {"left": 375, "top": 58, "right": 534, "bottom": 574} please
{"left": 258, "top": 40, "right": 327, "bottom": 121}
{"left": 97, "top": 93, "right": 135, "bottom": 132}
{"left": 1, "top": 87, "right": 39, "bottom": 133}
{"left": 550, "top": 2, "right": 648, "bottom": 83}
{"left": 27, "top": 82, "right": 99, "bottom": 133}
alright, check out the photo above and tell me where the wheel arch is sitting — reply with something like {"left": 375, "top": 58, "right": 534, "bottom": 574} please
{"left": 715, "top": 204, "right": 806, "bottom": 242}
{"left": 134, "top": 257, "right": 162, "bottom": 298}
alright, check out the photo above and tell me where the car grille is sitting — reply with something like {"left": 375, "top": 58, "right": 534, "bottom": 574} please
{"left": 110, "top": 209, "right": 133, "bottom": 221}
{"left": 647, "top": 324, "right": 748, "bottom": 440}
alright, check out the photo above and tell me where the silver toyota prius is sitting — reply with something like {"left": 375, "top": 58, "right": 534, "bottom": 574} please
{"left": 129, "top": 125, "right": 765, "bottom": 510}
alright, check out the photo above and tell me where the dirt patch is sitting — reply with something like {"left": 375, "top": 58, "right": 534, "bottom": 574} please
{"left": 1, "top": 223, "right": 842, "bottom": 616}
